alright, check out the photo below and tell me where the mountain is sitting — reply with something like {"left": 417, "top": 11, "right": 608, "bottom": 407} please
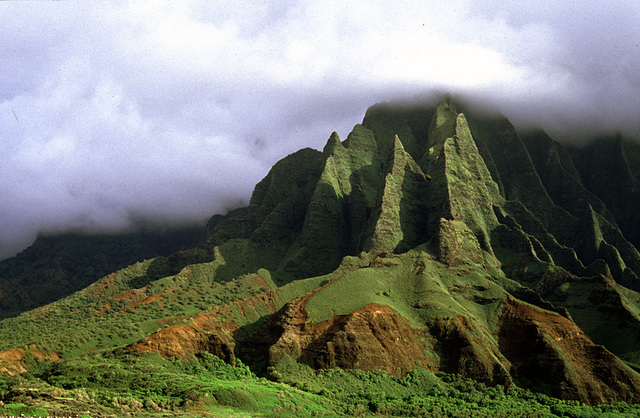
{"left": 0, "top": 226, "right": 205, "bottom": 317}
{"left": 2, "top": 98, "right": 640, "bottom": 416}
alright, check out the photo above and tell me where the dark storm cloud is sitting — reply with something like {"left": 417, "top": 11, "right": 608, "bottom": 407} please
{"left": 1, "top": 1, "right": 638, "bottom": 260}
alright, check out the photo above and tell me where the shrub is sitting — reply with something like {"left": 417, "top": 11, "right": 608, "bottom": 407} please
{"left": 213, "top": 387, "right": 257, "bottom": 409}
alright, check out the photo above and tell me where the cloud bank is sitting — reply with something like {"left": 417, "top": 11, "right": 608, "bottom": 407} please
{"left": 1, "top": 0, "right": 639, "bottom": 259}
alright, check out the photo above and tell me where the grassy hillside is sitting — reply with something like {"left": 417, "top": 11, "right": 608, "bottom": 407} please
{"left": 0, "top": 225, "right": 204, "bottom": 317}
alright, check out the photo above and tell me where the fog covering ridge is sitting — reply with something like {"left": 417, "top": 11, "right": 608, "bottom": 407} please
{"left": 1, "top": 1, "right": 638, "bottom": 260}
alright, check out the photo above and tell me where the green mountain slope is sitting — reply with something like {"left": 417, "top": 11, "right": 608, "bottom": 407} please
{"left": 566, "top": 136, "right": 640, "bottom": 251}
{"left": 0, "top": 226, "right": 204, "bottom": 317}
{"left": 2, "top": 97, "right": 640, "bottom": 416}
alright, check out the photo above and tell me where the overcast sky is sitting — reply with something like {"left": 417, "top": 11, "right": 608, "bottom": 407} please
{"left": 1, "top": 1, "right": 639, "bottom": 260}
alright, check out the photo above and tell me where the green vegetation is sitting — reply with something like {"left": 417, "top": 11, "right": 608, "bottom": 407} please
{"left": 2, "top": 97, "right": 640, "bottom": 416}
{"left": 3, "top": 352, "right": 640, "bottom": 417}
{"left": 0, "top": 260, "right": 277, "bottom": 357}
{"left": 0, "top": 225, "right": 204, "bottom": 317}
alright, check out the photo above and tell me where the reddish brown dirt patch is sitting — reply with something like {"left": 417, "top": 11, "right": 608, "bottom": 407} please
{"left": 89, "top": 273, "right": 118, "bottom": 297}
{"left": 110, "top": 287, "right": 168, "bottom": 312}
{"left": 253, "top": 274, "right": 270, "bottom": 289}
{"left": 0, "top": 346, "right": 60, "bottom": 376}
{"left": 499, "top": 296, "right": 640, "bottom": 404}
{"left": 95, "top": 303, "right": 112, "bottom": 316}
{"left": 302, "top": 304, "right": 432, "bottom": 376}
{"left": 129, "top": 289, "right": 283, "bottom": 364}
{"left": 139, "top": 289, "right": 166, "bottom": 304}
{"left": 130, "top": 322, "right": 235, "bottom": 365}
{"left": 112, "top": 288, "right": 146, "bottom": 302}
{"left": 239, "top": 285, "right": 434, "bottom": 377}
{"left": 0, "top": 348, "right": 28, "bottom": 375}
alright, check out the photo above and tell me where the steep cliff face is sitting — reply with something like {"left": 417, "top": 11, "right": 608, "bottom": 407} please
{"left": 423, "top": 102, "right": 502, "bottom": 255}
{"left": 362, "top": 135, "right": 430, "bottom": 254}
{"left": 566, "top": 137, "right": 640, "bottom": 250}
{"left": 498, "top": 296, "right": 640, "bottom": 404}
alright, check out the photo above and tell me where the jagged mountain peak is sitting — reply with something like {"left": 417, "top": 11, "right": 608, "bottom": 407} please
{"left": 322, "top": 131, "right": 342, "bottom": 154}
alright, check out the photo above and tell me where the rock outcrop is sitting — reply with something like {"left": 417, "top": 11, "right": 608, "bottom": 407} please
{"left": 239, "top": 260, "right": 640, "bottom": 404}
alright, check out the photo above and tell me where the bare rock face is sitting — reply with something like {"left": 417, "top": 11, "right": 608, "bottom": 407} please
{"left": 431, "top": 219, "right": 485, "bottom": 267}
{"left": 239, "top": 298, "right": 432, "bottom": 376}
{"left": 498, "top": 297, "right": 640, "bottom": 404}
{"left": 237, "top": 289, "right": 324, "bottom": 371}
{"left": 426, "top": 315, "right": 512, "bottom": 386}
{"left": 130, "top": 314, "right": 236, "bottom": 365}
{"left": 128, "top": 288, "right": 283, "bottom": 366}
{"left": 239, "top": 280, "right": 640, "bottom": 405}
{"left": 0, "top": 345, "right": 60, "bottom": 376}
{"left": 301, "top": 304, "right": 431, "bottom": 375}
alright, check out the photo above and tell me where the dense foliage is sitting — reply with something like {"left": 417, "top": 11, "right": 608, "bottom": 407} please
{"left": 2, "top": 352, "right": 640, "bottom": 417}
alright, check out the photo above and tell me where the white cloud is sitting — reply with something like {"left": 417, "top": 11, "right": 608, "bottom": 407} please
{"left": 0, "top": 0, "right": 638, "bottom": 259}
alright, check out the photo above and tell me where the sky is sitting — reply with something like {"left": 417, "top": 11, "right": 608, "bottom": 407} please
{"left": 1, "top": 0, "right": 639, "bottom": 260}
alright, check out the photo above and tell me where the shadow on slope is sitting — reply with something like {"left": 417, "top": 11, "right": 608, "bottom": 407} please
{"left": 0, "top": 226, "right": 205, "bottom": 319}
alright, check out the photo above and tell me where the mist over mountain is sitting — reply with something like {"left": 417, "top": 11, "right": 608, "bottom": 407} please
{"left": 1, "top": 1, "right": 638, "bottom": 261}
